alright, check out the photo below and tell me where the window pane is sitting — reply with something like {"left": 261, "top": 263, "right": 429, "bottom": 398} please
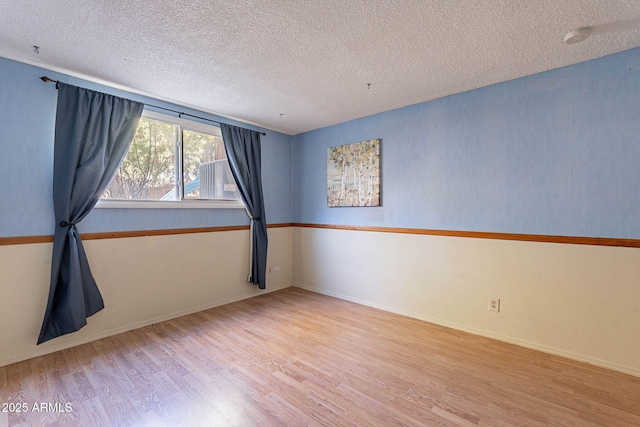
{"left": 103, "top": 118, "right": 177, "bottom": 200}
{"left": 183, "top": 129, "right": 240, "bottom": 200}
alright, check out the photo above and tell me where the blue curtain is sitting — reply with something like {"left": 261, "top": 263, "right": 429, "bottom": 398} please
{"left": 38, "top": 83, "right": 143, "bottom": 344}
{"left": 220, "top": 124, "right": 268, "bottom": 289}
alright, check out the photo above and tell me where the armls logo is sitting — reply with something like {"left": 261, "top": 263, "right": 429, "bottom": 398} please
{"left": 31, "top": 402, "right": 73, "bottom": 413}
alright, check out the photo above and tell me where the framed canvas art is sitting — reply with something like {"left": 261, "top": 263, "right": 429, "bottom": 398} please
{"left": 327, "top": 139, "right": 380, "bottom": 207}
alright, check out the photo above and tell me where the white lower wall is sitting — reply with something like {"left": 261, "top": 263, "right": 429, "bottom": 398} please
{"left": 0, "top": 227, "right": 292, "bottom": 367}
{"left": 293, "top": 227, "right": 640, "bottom": 377}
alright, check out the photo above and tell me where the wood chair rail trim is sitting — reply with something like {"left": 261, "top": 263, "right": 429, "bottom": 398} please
{"left": 294, "top": 223, "right": 640, "bottom": 248}
{"left": 2, "top": 222, "right": 638, "bottom": 249}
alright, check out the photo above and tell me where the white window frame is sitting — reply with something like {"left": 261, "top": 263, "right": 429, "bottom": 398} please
{"left": 96, "top": 110, "right": 244, "bottom": 209}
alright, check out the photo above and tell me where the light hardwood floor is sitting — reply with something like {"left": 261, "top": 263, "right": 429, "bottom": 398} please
{"left": 1, "top": 287, "right": 639, "bottom": 426}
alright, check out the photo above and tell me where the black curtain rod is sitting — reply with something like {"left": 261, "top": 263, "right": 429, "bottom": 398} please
{"left": 40, "top": 76, "right": 267, "bottom": 136}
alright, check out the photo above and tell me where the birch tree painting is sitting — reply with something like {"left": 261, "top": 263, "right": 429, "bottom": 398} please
{"left": 327, "top": 139, "right": 380, "bottom": 207}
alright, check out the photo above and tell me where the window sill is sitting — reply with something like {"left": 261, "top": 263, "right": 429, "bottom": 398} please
{"left": 95, "top": 199, "right": 245, "bottom": 209}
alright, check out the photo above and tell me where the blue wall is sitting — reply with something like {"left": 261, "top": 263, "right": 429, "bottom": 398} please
{"left": 293, "top": 48, "right": 640, "bottom": 239}
{"left": 0, "top": 57, "right": 293, "bottom": 237}
{"left": 4, "top": 47, "right": 640, "bottom": 240}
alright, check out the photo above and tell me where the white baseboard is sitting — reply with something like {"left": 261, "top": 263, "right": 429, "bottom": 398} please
{"left": 1, "top": 283, "right": 292, "bottom": 368}
{"left": 293, "top": 283, "right": 640, "bottom": 379}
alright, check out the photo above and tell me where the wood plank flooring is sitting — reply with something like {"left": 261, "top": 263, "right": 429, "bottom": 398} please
{"left": 1, "top": 287, "right": 639, "bottom": 426}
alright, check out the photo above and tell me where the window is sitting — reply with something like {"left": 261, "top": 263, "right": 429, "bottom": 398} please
{"left": 99, "top": 111, "right": 242, "bottom": 208}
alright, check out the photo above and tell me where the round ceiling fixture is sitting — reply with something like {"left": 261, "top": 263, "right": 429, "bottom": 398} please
{"left": 564, "top": 27, "right": 592, "bottom": 44}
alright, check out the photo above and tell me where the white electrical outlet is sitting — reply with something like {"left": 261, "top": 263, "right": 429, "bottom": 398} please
{"left": 489, "top": 297, "right": 500, "bottom": 313}
{"left": 274, "top": 266, "right": 280, "bottom": 272}
{"left": 268, "top": 267, "right": 273, "bottom": 274}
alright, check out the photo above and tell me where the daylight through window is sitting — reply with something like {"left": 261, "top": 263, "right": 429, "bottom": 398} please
{"left": 101, "top": 111, "right": 240, "bottom": 205}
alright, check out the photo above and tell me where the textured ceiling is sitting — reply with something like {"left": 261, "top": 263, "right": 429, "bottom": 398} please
{"left": 1, "top": 1, "right": 639, "bottom": 135}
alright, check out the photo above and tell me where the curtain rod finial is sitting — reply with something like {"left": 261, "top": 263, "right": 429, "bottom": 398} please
{"left": 40, "top": 76, "right": 60, "bottom": 89}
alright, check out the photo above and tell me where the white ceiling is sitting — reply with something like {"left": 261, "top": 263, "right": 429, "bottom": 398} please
{"left": 1, "top": 1, "right": 639, "bottom": 135}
